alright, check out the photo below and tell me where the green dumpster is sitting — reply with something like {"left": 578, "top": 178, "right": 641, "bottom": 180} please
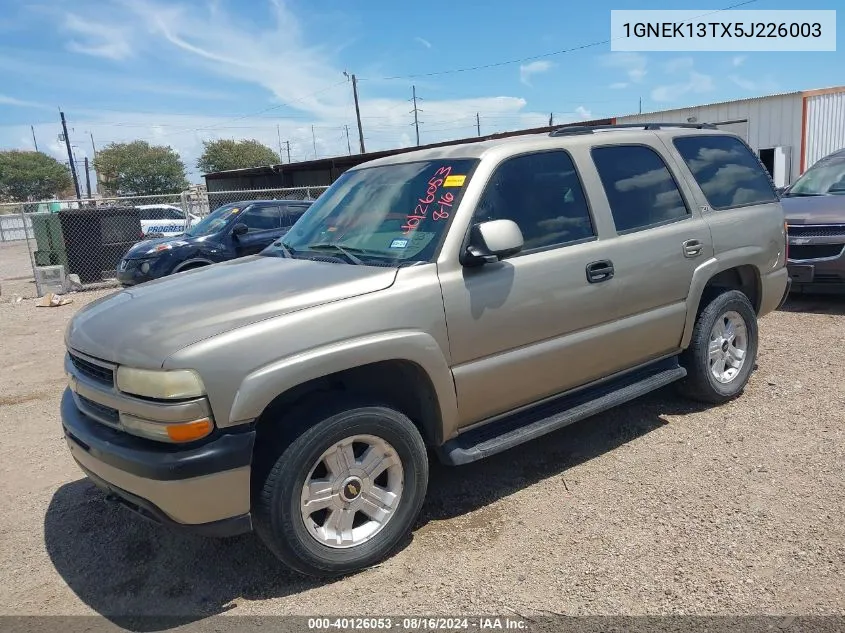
{"left": 30, "top": 213, "right": 68, "bottom": 268}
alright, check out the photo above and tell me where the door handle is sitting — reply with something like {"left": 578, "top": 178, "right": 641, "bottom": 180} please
{"left": 586, "top": 260, "right": 614, "bottom": 283}
{"left": 683, "top": 239, "right": 703, "bottom": 258}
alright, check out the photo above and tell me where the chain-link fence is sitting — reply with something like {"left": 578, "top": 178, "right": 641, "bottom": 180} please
{"left": 0, "top": 186, "right": 329, "bottom": 297}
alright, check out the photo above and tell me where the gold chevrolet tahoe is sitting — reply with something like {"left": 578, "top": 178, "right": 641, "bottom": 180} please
{"left": 62, "top": 124, "right": 790, "bottom": 577}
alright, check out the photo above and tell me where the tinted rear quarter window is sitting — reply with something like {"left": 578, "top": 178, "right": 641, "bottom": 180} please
{"left": 591, "top": 145, "right": 689, "bottom": 233}
{"left": 672, "top": 135, "right": 778, "bottom": 209}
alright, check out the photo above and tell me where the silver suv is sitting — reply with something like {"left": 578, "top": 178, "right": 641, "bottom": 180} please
{"left": 61, "top": 124, "right": 790, "bottom": 577}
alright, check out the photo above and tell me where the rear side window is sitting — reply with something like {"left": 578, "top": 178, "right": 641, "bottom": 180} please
{"left": 591, "top": 145, "right": 689, "bottom": 233}
{"left": 475, "top": 150, "right": 595, "bottom": 251}
{"left": 672, "top": 135, "right": 778, "bottom": 210}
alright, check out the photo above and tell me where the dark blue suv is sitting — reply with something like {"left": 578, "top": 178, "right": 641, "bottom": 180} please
{"left": 117, "top": 199, "right": 313, "bottom": 286}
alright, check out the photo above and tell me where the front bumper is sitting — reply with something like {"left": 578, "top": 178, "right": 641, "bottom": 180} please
{"left": 116, "top": 256, "right": 172, "bottom": 286}
{"left": 61, "top": 387, "right": 255, "bottom": 535}
{"left": 786, "top": 228, "right": 845, "bottom": 293}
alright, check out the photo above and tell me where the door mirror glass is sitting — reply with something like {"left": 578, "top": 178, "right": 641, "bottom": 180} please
{"left": 232, "top": 222, "right": 248, "bottom": 236}
{"left": 462, "top": 219, "right": 523, "bottom": 267}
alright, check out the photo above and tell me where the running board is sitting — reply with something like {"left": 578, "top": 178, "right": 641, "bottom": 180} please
{"left": 438, "top": 357, "right": 687, "bottom": 466}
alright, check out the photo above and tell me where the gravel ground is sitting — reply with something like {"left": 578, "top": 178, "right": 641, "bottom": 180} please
{"left": 0, "top": 288, "right": 843, "bottom": 626}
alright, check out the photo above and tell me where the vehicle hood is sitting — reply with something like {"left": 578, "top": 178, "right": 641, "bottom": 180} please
{"left": 66, "top": 256, "right": 399, "bottom": 368}
{"left": 781, "top": 195, "right": 845, "bottom": 224}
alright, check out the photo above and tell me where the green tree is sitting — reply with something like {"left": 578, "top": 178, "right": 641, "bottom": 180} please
{"left": 0, "top": 151, "right": 73, "bottom": 202}
{"left": 93, "top": 141, "right": 188, "bottom": 196}
{"left": 196, "top": 139, "right": 281, "bottom": 174}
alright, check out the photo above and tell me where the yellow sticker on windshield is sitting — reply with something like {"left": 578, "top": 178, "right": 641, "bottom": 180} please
{"left": 443, "top": 175, "right": 466, "bottom": 187}
{"left": 231, "top": 208, "right": 240, "bottom": 213}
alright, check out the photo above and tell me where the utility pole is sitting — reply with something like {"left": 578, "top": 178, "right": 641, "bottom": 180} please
{"left": 311, "top": 125, "right": 318, "bottom": 159}
{"left": 344, "top": 125, "right": 352, "bottom": 155}
{"left": 30, "top": 125, "right": 39, "bottom": 151}
{"left": 276, "top": 124, "right": 283, "bottom": 162}
{"left": 84, "top": 157, "right": 92, "bottom": 199}
{"left": 476, "top": 113, "right": 481, "bottom": 137}
{"left": 285, "top": 141, "right": 291, "bottom": 163}
{"left": 89, "top": 132, "right": 97, "bottom": 156}
{"left": 345, "top": 72, "right": 366, "bottom": 153}
{"left": 639, "top": 97, "right": 642, "bottom": 114}
{"left": 60, "top": 111, "right": 81, "bottom": 199}
{"left": 549, "top": 112, "right": 554, "bottom": 127}
{"left": 411, "top": 85, "right": 421, "bottom": 146}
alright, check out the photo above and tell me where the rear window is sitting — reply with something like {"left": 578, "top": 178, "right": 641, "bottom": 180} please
{"left": 672, "top": 135, "right": 778, "bottom": 210}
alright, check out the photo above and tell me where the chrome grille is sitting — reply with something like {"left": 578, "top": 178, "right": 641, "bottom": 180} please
{"left": 76, "top": 394, "right": 120, "bottom": 426}
{"left": 788, "top": 244, "right": 845, "bottom": 260}
{"left": 787, "top": 224, "right": 845, "bottom": 239}
{"left": 69, "top": 353, "right": 114, "bottom": 386}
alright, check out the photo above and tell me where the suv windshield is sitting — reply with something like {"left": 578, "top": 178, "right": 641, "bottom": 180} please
{"left": 266, "top": 159, "right": 478, "bottom": 264}
{"left": 785, "top": 157, "right": 845, "bottom": 197}
{"left": 185, "top": 203, "right": 247, "bottom": 237}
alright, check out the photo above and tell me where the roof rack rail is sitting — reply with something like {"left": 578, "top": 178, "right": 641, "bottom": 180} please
{"left": 549, "top": 122, "right": 717, "bottom": 137}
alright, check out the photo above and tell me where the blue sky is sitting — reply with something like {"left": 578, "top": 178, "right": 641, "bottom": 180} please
{"left": 0, "top": 0, "right": 842, "bottom": 183}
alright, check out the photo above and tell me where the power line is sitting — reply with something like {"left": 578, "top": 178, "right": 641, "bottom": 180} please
{"left": 362, "top": 0, "right": 758, "bottom": 80}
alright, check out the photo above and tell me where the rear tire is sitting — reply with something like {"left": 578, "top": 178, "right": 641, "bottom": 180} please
{"left": 678, "top": 290, "right": 758, "bottom": 404}
{"left": 253, "top": 403, "right": 428, "bottom": 578}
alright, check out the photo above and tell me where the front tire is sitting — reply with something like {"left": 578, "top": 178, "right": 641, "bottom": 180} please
{"left": 678, "top": 290, "right": 759, "bottom": 404}
{"left": 253, "top": 404, "right": 428, "bottom": 578}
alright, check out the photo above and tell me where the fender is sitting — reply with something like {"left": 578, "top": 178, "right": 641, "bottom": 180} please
{"left": 681, "top": 246, "right": 765, "bottom": 349}
{"left": 173, "top": 258, "right": 214, "bottom": 273}
{"left": 228, "top": 329, "right": 459, "bottom": 441}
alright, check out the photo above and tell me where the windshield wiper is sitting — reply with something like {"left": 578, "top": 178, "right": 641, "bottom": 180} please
{"left": 305, "top": 243, "right": 365, "bottom": 265}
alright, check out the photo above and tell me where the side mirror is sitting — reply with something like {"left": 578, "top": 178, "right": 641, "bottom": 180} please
{"left": 232, "top": 223, "right": 248, "bottom": 237}
{"left": 462, "top": 219, "right": 524, "bottom": 267}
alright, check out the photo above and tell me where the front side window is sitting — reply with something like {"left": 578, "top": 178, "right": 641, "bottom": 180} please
{"left": 240, "top": 205, "right": 281, "bottom": 231}
{"left": 474, "top": 150, "right": 595, "bottom": 250}
{"left": 592, "top": 145, "right": 689, "bottom": 232}
{"left": 673, "top": 135, "right": 778, "bottom": 209}
{"left": 184, "top": 203, "right": 245, "bottom": 237}
{"left": 275, "top": 159, "right": 479, "bottom": 264}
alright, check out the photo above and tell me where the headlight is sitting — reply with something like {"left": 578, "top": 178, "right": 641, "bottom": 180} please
{"left": 145, "top": 240, "right": 187, "bottom": 255}
{"left": 116, "top": 367, "right": 206, "bottom": 399}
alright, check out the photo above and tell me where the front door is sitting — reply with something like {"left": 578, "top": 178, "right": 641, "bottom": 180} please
{"left": 233, "top": 204, "right": 284, "bottom": 256}
{"left": 438, "top": 149, "right": 620, "bottom": 427}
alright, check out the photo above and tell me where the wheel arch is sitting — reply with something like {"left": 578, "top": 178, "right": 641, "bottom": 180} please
{"left": 173, "top": 258, "right": 214, "bottom": 273}
{"left": 229, "top": 331, "right": 458, "bottom": 447}
{"left": 682, "top": 258, "right": 763, "bottom": 349}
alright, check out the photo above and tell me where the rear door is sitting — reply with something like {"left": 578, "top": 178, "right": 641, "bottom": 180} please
{"left": 233, "top": 204, "right": 283, "bottom": 256}
{"left": 587, "top": 141, "right": 715, "bottom": 367}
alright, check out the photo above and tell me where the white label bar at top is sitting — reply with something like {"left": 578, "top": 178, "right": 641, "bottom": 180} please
{"left": 610, "top": 10, "right": 836, "bottom": 52}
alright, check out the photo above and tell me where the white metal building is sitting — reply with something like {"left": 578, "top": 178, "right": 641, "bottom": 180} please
{"left": 614, "top": 86, "right": 845, "bottom": 187}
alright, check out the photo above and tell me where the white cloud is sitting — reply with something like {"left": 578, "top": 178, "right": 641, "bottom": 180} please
{"left": 651, "top": 70, "right": 715, "bottom": 103}
{"left": 519, "top": 60, "right": 553, "bottom": 86}
{"left": 1, "top": 0, "right": 560, "bottom": 179}
{"left": 0, "top": 94, "right": 53, "bottom": 110}
{"left": 63, "top": 13, "right": 132, "bottom": 60}
{"left": 732, "top": 55, "right": 747, "bottom": 67}
{"left": 609, "top": 82, "right": 629, "bottom": 90}
{"left": 728, "top": 74, "right": 778, "bottom": 94}
{"left": 414, "top": 37, "right": 432, "bottom": 49}
{"left": 663, "top": 57, "right": 694, "bottom": 73}
{"left": 600, "top": 52, "right": 647, "bottom": 84}
{"left": 575, "top": 106, "right": 592, "bottom": 120}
